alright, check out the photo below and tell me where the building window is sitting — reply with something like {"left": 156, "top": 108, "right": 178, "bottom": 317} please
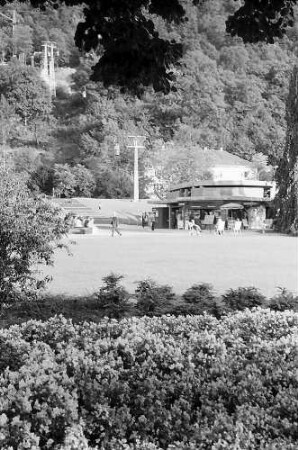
{"left": 264, "top": 188, "right": 271, "bottom": 199}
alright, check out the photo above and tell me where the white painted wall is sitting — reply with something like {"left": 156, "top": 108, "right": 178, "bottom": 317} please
{"left": 210, "top": 165, "right": 256, "bottom": 181}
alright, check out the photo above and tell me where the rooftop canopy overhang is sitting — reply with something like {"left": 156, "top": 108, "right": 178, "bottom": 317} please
{"left": 161, "top": 196, "right": 272, "bottom": 204}
{"left": 169, "top": 179, "right": 274, "bottom": 191}
{"left": 153, "top": 198, "right": 273, "bottom": 210}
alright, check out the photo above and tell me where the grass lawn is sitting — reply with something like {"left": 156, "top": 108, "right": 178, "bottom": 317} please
{"left": 44, "top": 229, "right": 298, "bottom": 299}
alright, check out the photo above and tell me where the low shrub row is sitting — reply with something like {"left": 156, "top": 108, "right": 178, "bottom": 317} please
{"left": 1, "top": 273, "right": 297, "bottom": 328}
{"left": 0, "top": 310, "right": 297, "bottom": 449}
{"left": 95, "top": 273, "right": 298, "bottom": 319}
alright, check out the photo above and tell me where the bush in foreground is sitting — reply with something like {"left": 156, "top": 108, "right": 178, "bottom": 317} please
{"left": 221, "top": 286, "right": 267, "bottom": 313}
{"left": 1, "top": 270, "right": 298, "bottom": 328}
{"left": 96, "top": 273, "right": 130, "bottom": 318}
{"left": 269, "top": 287, "right": 298, "bottom": 312}
{"left": 135, "top": 279, "right": 176, "bottom": 315}
{"left": 176, "top": 283, "right": 220, "bottom": 317}
{"left": 0, "top": 166, "right": 70, "bottom": 304}
{"left": 0, "top": 310, "right": 297, "bottom": 449}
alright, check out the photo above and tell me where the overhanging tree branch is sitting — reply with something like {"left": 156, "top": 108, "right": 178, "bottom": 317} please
{"left": 0, "top": 0, "right": 297, "bottom": 93}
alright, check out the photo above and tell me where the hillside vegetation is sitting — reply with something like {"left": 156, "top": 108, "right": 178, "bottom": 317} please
{"left": 0, "top": 0, "right": 297, "bottom": 200}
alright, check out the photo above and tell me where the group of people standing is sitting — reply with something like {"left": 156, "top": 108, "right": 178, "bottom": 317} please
{"left": 110, "top": 211, "right": 157, "bottom": 236}
{"left": 141, "top": 212, "right": 156, "bottom": 231}
{"left": 68, "top": 215, "right": 94, "bottom": 229}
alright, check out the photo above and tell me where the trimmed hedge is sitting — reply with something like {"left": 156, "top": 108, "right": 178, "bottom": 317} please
{"left": 0, "top": 310, "right": 298, "bottom": 449}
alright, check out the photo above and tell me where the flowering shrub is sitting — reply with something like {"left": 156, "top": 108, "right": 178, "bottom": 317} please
{"left": 0, "top": 310, "right": 298, "bottom": 449}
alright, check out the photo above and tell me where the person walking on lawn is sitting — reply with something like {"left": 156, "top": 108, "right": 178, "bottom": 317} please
{"left": 111, "top": 212, "right": 122, "bottom": 237}
{"left": 141, "top": 212, "right": 148, "bottom": 229}
{"left": 189, "top": 218, "right": 201, "bottom": 236}
{"left": 151, "top": 213, "right": 156, "bottom": 231}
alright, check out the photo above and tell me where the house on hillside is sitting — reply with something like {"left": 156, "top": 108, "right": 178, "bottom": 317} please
{"left": 150, "top": 149, "right": 276, "bottom": 230}
{"left": 210, "top": 164, "right": 256, "bottom": 181}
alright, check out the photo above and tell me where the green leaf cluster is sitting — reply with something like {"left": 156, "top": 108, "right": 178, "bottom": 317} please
{"left": 0, "top": 166, "right": 70, "bottom": 303}
{"left": 96, "top": 273, "right": 130, "bottom": 318}
{"left": 135, "top": 279, "right": 176, "bottom": 315}
{"left": 221, "top": 287, "right": 267, "bottom": 313}
{"left": 0, "top": 310, "right": 297, "bottom": 448}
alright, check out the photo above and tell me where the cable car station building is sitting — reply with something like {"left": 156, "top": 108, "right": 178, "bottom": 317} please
{"left": 153, "top": 162, "right": 276, "bottom": 231}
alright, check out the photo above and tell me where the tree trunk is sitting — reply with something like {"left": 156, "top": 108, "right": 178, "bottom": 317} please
{"left": 274, "top": 66, "right": 298, "bottom": 233}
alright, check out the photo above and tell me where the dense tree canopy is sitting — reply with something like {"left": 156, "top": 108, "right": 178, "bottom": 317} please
{"left": 0, "top": 62, "right": 52, "bottom": 124}
{"left": 1, "top": 0, "right": 297, "bottom": 93}
{"left": 0, "top": 0, "right": 297, "bottom": 230}
{"left": 0, "top": 0, "right": 293, "bottom": 187}
{"left": 0, "top": 167, "right": 70, "bottom": 302}
{"left": 226, "top": 0, "right": 296, "bottom": 44}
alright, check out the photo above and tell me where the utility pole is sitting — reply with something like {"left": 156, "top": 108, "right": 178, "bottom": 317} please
{"left": 41, "top": 41, "right": 57, "bottom": 97}
{"left": 127, "top": 136, "right": 145, "bottom": 202}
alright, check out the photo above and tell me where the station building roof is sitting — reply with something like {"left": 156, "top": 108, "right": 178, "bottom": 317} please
{"left": 169, "top": 179, "right": 274, "bottom": 191}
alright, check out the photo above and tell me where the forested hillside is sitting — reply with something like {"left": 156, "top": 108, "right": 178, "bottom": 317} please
{"left": 0, "top": 0, "right": 297, "bottom": 198}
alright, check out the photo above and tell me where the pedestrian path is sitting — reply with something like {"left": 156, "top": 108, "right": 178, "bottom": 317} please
{"left": 67, "top": 226, "right": 268, "bottom": 238}
{"left": 52, "top": 197, "right": 160, "bottom": 225}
